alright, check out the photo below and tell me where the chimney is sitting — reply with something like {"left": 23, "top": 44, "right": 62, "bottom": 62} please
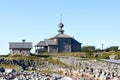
{"left": 22, "top": 40, "right": 25, "bottom": 43}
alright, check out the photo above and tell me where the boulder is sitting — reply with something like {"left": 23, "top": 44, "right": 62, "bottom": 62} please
{"left": 0, "top": 67, "right": 5, "bottom": 73}
{"left": 5, "top": 69, "right": 16, "bottom": 74}
{"left": 109, "top": 55, "right": 118, "bottom": 60}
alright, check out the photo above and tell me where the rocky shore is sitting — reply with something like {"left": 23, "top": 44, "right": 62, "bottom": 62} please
{"left": 0, "top": 56, "right": 120, "bottom": 80}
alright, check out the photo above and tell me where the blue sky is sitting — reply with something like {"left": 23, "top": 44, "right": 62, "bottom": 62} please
{"left": 0, "top": 0, "right": 120, "bottom": 54}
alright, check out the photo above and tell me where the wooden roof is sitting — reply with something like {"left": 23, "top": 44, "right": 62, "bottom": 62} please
{"left": 35, "top": 41, "right": 47, "bottom": 47}
{"left": 35, "top": 39, "right": 57, "bottom": 47}
{"left": 45, "top": 39, "right": 57, "bottom": 45}
{"left": 51, "top": 33, "right": 72, "bottom": 39}
{"left": 9, "top": 42, "right": 32, "bottom": 49}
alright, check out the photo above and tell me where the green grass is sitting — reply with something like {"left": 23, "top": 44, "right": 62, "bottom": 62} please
{"left": 33, "top": 52, "right": 86, "bottom": 57}
{"left": 1, "top": 52, "right": 120, "bottom": 60}
{"left": 87, "top": 51, "right": 120, "bottom": 60}
{"left": 1, "top": 51, "right": 120, "bottom": 60}
{"left": 0, "top": 55, "right": 40, "bottom": 60}
{"left": 42, "top": 57, "right": 68, "bottom": 67}
{"left": 0, "top": 52, "right": 120, "bottom": 72}
{"left": 40, "top": 70, "right": 63, "bottom": 74}
{"left": 0, "top": 64, "right": 21, "bottom": 71}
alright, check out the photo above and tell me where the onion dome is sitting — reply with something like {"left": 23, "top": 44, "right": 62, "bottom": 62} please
{"left": 58, "top": 22, "right": 64, "bottom": 34}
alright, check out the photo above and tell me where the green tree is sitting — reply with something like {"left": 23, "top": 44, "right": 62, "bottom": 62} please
{"left": 105, "top": 47, "right": 110, "bottom": 52}
{"left": 82, "top": 46, "right": 96, "bottom": 52}
{"left": 82, "top": 46, "right": 96, "bottom": 57}
{"left": 105, "top": 46, "right": 119, "bottom": 52}
{"left": 109, "top": 46, "right": 119, "bottom": 52}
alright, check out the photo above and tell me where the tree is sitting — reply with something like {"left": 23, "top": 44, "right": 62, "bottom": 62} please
{"left": 109, "top": 46, "right": 119, "bottom": 52}
{"left": 82, "top": 46, "right": 96, "bottom": 52}
{"left": 105, "top": 46, "right": 119, "bottom": 52}
{"left": 82, "top": 46, "right": 96, "bottom": 57}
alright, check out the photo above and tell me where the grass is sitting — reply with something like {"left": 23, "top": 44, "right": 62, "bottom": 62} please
{"left": 43, "top": 57, "right": 68, "bottom": 67}
{"left": 0, "top": 64, "right": 21, "bottom": 71}
{"left": 87, "top": 51, "right": 120, "bottom": 60}
{"left": 0, "top": 52, "right": 120, "bottom": 72}
{"left": 0, "top": 55, "right": 40, "bottom": 60}
{"left": 32, "top": 52, "right": 86, "bottom": 58}
{"left": 40, "top": 70, "right": 63, "bottom": 75}
{"left": 0, "top": 52, "right": 120, "bottom": 61}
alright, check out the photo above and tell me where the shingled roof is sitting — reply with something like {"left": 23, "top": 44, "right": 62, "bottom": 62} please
{"left": 35, "top": 39, "right": 57, "bottom": 47}
{"left": 35, "top": 41, "right": 47, "bottom": 47}
{"left": 50, "top": 33, "right": 72, "bottom": 39}
{"left": 9, "top": 40, "right": 32, "bottom": 49}
{"left": 45, "top": 39, "right": 57, "bottom": 45}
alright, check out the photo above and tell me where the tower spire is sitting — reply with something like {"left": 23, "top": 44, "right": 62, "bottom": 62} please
{"left": 60, "top": 14, "right": 62, "bottom": 23}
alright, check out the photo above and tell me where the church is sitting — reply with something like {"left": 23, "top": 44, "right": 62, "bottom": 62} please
{"left": 35, "top": 21, "right": 82, "bottom": 53}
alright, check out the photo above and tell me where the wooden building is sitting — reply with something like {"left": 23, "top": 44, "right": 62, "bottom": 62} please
{"left": 35, "top": 21, "right": 82, "bottom": 53}
{"left": 9, "top": 40, "right": 32, "bottom": 56}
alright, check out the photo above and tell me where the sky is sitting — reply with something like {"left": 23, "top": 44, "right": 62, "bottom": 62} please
{"left": 0, "top": 0, "right": 120, "bottom": 55}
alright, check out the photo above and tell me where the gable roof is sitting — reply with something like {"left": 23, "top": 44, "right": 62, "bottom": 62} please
{"left": 9, "top": 42, "right": 32, "bottom": 49}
